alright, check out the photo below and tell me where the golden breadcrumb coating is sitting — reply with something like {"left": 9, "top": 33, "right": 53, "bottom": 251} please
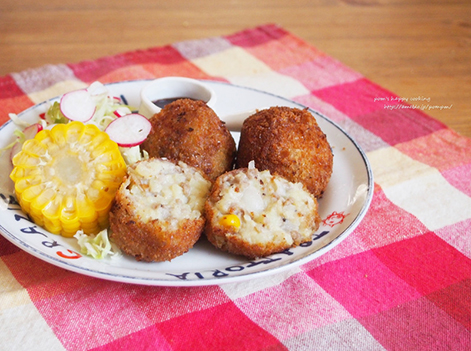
{"left": 236, "top": 106, "right": 333, "bottom": 197}
{"left": 141, "top": 98, "right": 236, "bottom": 181}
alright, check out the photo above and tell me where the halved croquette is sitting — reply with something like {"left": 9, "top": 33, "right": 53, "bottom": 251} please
{"left": 109, "top": 157, "right": 212, "bottom": 262}
{"left": 204, "top": 162, "right": 321, "bottom": 259}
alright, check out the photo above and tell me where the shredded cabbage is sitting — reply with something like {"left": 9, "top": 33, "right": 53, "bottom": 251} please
{"left": 89, "top": 93, "right": 129, "bottom": 131}
{"left": 74, "top": 229, "right": 121, "bottom": 259}
{"left": 8, "top": 113, "right": 30, "bottom": 128}
{"left": 44, "top": 101, "right": 69, "bottom": 125}
{"left": 85, "top": 81, "right": 133, "bottom": 131}
{"left": 0, "top": 126, "right": 30, "bottom": 157}
{"left": 0, "top": 140, "right": 16, "bottom": 156}
{"left": 119, "top": 146, "right": 149, "bottom": 165}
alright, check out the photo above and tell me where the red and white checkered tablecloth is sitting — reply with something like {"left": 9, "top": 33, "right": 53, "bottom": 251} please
{"left": 1, "top": 24, "right": 470, "bottom": 351}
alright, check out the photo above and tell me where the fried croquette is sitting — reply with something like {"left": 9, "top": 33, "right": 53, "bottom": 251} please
{"left": 204, "top": 162, "right": 321, "bottom": 259}
{"left": 140, "top": 98, "right": 236, "bottom": 181}
{"left": 236, "top": 106, "right": 333, "bottom": 197}
{"left": 109, "top": 158, "right": 212, "bottom": 262}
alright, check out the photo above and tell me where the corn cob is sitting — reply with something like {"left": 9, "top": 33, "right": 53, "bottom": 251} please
{"left": 10, "top": 121, "right": 127, "bottom": 237}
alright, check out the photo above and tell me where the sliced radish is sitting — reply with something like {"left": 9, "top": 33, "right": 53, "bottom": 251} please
{"left": 60, "top": 89, "right": 96, "bottom": 122}
{"left": 105, "top": 113, "right": 152, "bottom": 147}
{"left": 10, "top": 142, "right": 22, "bottom": 162}
{"left": 10, "top": 123, "right": 43, "bottom": 161}
{"left": 113, "top": 106, "right": 132, "bottom": 118}
{"left": 87, "top": 81, "right": 107, "bottom": 96}
{"left": 23, "top": 123, "right": 43, "bottom": 139}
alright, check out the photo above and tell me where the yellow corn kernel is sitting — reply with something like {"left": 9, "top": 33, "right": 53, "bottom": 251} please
{"left": 219, "top": 214, "right": 241, "bottom": 230}
{"left": 10, "top": 121, "right": 127, "bottom": 237}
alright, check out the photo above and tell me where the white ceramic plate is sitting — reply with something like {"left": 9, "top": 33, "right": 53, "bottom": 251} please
{"left": 0, "top": 80, "right": 373, "bottom": 286}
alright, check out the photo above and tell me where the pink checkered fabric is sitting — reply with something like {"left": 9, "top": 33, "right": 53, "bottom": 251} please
{"left": 1, "top": 24, "right": 470, "bottom": 351}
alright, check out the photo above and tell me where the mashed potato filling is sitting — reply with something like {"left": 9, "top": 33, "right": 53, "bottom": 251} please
{"left": 123, "top": 158, "right": 211, "bottom": 229}
{"left": 214, "top": 163, "right": 317, "bottom": 246}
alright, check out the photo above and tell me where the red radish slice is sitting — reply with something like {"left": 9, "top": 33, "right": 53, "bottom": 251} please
{"left": 113, "top": 106, "right": 131, "bottom": 118}
{"left": 23, "top": 123, "right": 43, "bottom": 139}
{"left": 10, "top": 123, "right": 43, "bottom": 161}
{"left": 60, "top": 89, "right": 96, "bottom": 122}
{"left": 10, "top": 142, "right": 22, "bottom": 162}
{"left": 105, "top": 113, "right": 152, "bottom": 147}
{"left": 87, "top": 81, "right": 107, "bottom": 96}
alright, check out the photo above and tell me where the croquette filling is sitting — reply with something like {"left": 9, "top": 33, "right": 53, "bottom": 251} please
{"left": 123, "top": 159, "right": 211, "bottom": 229}
{"left": 213, "top": 164, "right": 317, "bottom": 246}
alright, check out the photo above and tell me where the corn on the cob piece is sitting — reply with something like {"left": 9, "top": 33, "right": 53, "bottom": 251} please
{"left": 10, "top": 121, "right": 127, "bottom": 237}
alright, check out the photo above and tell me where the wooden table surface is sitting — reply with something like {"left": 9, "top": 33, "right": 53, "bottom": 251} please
{"left": 2, "top": 0, "right": 470, "bottom": 138}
